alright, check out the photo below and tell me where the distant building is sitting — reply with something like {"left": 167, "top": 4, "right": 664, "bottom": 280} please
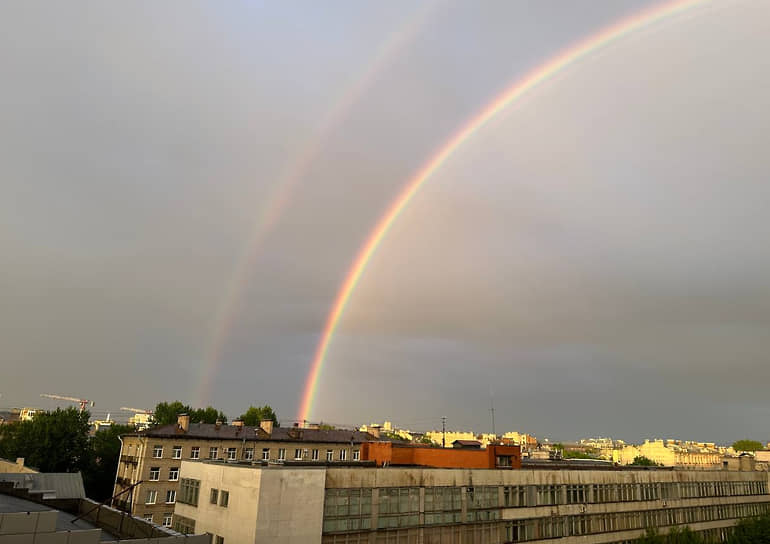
{"left": 0, "top": 409, "right": 20, "bottom": 426}
{"left": 19, "top": 407, "right": 40, "bottom": 422}
{"left": 174, "top": 459, "right": 770, "bottom": 543}
{"left": 614, "top": 440, "right": 723, "bottom": 468}
{"left": 113, "top": 414, "right": 381, "bottom": 525}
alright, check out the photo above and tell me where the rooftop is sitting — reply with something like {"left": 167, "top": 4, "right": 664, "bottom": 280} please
{"left": 134, "top": 422, "right": 378, "bottom": 444}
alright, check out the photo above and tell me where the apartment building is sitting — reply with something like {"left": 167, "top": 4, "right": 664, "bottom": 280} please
{"left": 112, "top": 414, "right": 379, "bottom": 525}
{"left": 174, "top": 460, "right": 770, "bottom": 544}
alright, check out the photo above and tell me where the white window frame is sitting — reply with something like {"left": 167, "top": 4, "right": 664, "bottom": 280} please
{"left": 162, "top": 513, "right": 173, "bottom": 527}
{"left": 278, "top": 448, "right": 286, "bottom": 461}
{"left": 262, "top": 448, "right": 270, "bottom": 461}
{"left": 172, "top": 446, "right": 182, "bottom": 459}
{"left": 353, "top": 450, "right": 360, "bottom": 461}
{"left": 326, "top": 450, "right": 333, "bottom": 462}
{"left": 143, "top": 513, "right": 154, "bottom": 522}
{"left": 244, "top": 448, "right": 254, "bottom": 460}
{"left": 166, "top": 490, "right": 176, "bottom": 504}
{"left": 312, "top": 449, "right": 319, "bottom": 461}
{"left": 146, "top": 490, "right": 157, "bottom": 505}
{"left": 339, "top": 449, "right": 347, "bottom": 461}
{"left": 227, "top": 447, "right": 237, "bottom": 460}
{"left": 168, "top": 467, "right": 179, "bottom": 481}
{"left": 152, "top": 445, "right": 163, "bottom": 458}
{"left": 294, "top": 449, "right": 303, "bottom": 460}
{"left": 190, "top": 446, "right": 200, "bottom": 459}
{"left": 209, "top": 447, "right": 218, "bottom": 459}
{"left": 149, "top": 467, "right": 160, "bottom": 481}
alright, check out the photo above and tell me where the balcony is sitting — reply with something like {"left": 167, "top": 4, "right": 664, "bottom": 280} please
{"left": 116, "top": 477, "right": 132, "bottom": 487}
{"left": 120, "top": 455, "right": 138, "bottom": 465}
{"left": 112, "top": 499, "right": 131, "bottom": 513}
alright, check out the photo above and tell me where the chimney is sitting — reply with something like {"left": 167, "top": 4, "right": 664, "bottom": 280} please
{"left": 259, "top": 420, "right": 273, "bottom": 435}
{"left": 232, "top": 419, "right": 244, "bottom": 428}
{"left": 178, "top": 413, "right": 190, "bottom": 433}
{"left": 215, "top": 419, "right": 222, "bottom": 430}
{"left": 369, "top": 425, "right": 381, "bottom": 439}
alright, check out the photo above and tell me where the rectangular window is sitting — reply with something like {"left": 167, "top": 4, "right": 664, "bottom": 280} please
{"left": 149, "top": 467, "right": 160, "bottom": 481}
{"left": 166, "top": 490, "right": 176, "bottom": 504}
{"left": 146, "top": 490, "right": 157, "bottom": 504}
{"left": 215, "top": 536, "right": 224, "bottom": 544}
{"left": 168, "top": 467, "right": 179, "bottom": 481}
{"left": 220, "top": 490, "right": 229, "bottom": 507}
{"left": 245, "top": 448, "right": 254, "bottom": 460}
{"left": 353, "top": 450, "right": 360, "bottom": 461}
{"left": 278, "top": 448, "right": 286, "bottom": 461}
{"left": 339, "top": 449, "right": 347, "bottom": 461}
{"left": 190, "top": 446, "right": 200, "bottom": 459}
{"left": 312, "top": 449, "right": 319, "bottom": 461}
{"left": 178, "top": 478, "right": 200, "bottom": 506}
{"left": 143, "top": 513, "right": 153, "bottom": 522}
{"left": 210, "top": 488, "right": 219, "bottom": 504}
{"left": 209, "top": 447, "right": 218, "bottom": 459}
{"left": 152, "top": 445, "right": 163, "bottom": 458}
{"left": 162, "top": 513, "right": 173, "bottom": 527}
{"left": 262, "top": 448, "right": 270, "bottom": 460}
{"left": 173, "top": 514, "right": 196, "bottom": 535}
{"left": 227, "top": 447, "right": 236, "bottom": 460}
{"left": 327, "top": 450, "right": 334, "bottom": 462}
{"left": 295, "top": 449, "right": 303, "bottom": 460}
{"left": 172, "top": 446, "right": 182, "bottom": 459}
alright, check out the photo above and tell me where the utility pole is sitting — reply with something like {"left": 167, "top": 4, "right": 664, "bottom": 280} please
{"left": 490, "top": 395, "right": 496, "bottom": 438}
{"left": 441, "top": 416, "right": 446, "bottom": 448}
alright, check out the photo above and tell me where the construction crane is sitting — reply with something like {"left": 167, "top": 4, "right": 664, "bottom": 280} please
{"left": 40, "top": 393, "right": 94, "bottom": 412}
{"left": 120, "top": 406, "right": 152, "bottom": 414}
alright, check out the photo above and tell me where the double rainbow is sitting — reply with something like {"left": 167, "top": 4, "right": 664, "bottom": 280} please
{"left": 298, "top": 0, "right": 707, "bottom": 423}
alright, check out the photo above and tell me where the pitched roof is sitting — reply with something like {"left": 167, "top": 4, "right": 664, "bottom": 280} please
{"left": 132, "top": 423, "right": 378, "bottom": 444}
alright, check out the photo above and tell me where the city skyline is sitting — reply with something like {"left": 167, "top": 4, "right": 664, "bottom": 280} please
{"left": 3, "top": 0, "right": 770, "bottom": 444}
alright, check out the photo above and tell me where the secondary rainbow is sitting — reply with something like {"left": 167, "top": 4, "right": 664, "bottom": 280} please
{"left": 298, "top": 0, "right": 708, "bottom": 422}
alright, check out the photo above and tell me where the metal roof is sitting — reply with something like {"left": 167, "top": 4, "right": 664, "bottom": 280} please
{"left": 133, "top": 423, "right": 378, "bottom": 444}
{"left": 0, "top": 473, "right": 85, "bottom": 499}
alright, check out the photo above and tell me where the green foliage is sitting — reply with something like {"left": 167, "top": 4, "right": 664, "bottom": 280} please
{"left": 728, "top": 513, "right": 770, "bottom": 544}
{"left": 635, "top": 526, "right": 704, "bottom": 544}
{"left": 564, "top": 450, "right": 597, "bottom": 459}
{"left": 0, "top": 408, "right": 91, "bottom": 473}
{"left": 152, "top": 401, "right": 227, "bottom": 426}
{"left": 552, "top": 442, "right": 565, "bottom": 451}
{"left": 84, "top": 424, "right": 134, "bottom": 501}
{"left": 418, "top": 436, "right": 435, "bottom": 445}
{"left": 239, "top": 405, "right": 278, "bottom": 426}
{"left": 318, "top": 423, "right": 336, "bottom": 430}
{"left": 383, "top": 431, "right": 409, "bottom": 442}
{"left": 731, "top": 440, "right": 764, "bottom": 452}
{"left": 631, "top": 455, "right": 659, "bottom": 467}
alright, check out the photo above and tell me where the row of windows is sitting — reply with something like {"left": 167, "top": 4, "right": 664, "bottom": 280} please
{"left": 210, "top": 488, "right": 229, "bottom": 507}
{"left": 148, "top": 466, "right": 178, "bottom": 481}
{"left": 172, "top": 514, "right": 196, "bottom": 535}
{"left": 148, "top": 443, "right": 361, "bottom": 462}
{"left": 505, "top": 501, "right": 770, "bottom": 542}
{"left": 144, "top": 489, "right": 176, "bottom": 505}
{"left": 141, "top": 512, "right": 174, "bottom": 527}
{"left": 178, "top": 478, "right": 200, "bottom": 506}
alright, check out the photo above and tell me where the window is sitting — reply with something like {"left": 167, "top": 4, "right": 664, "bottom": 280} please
{"left": 340, "top": 449, "right": 347, "bottom": 461}
{"left": 312, "top": 449, "right": 319, "bottom": 461}
{"left": 149, "top": 467, "right": 160, "bottom": 481}
{"left": 214, "top": 536, "right": 224, "bottom": 544}
{"left": 278, "top": 448, "right": 286, "bottom": 461}
{"left": 146, "top": 490, "right": 157, "bottom": 504}
{"left": 353, "top": 450, "right": 360, "bottom": 461}
{"left": 209, "top": 447, "right": 218, "bottom": 459}
{"left": 210, "top": 488, "right": 219, "bottom": 504}
{"left": 143, "top": 513, "right": 153, "bottom": 522}
{"left": 172, "top": 446, "right": 182, "bottom": 459}
{"left": 173, "top": 514, "right": 196, "bottom": 535}
{"left": 327, "top": 450, "right": 334, "bottom": 462}
{"left": 227, "top": 447, "right": 236, "bottom": 460}
{"left": 152, "top": 445, "right": 163, "bottom": 458}
{"left": 262, "top": 448, "right": 270, "bottom": 460}
{"left": 162, "top": 513, "right": 173, "bottom": 527}
{"left": 219, "top": 490, "right": 229, "bottom": 507}
{"left": 178, "top": 478, "right": 200, "bottom": 506}
{"left": 245, "top": 448, "right": 254, "bottom": 460}
{"left": 168, "top": 467, "right": 179, "bottom": 481}
{"left": 190, "top": 446, "right": 200, "bottom": 459}
{"left": 323, "top": 488, "right": 373, "bottom": 533}
{"left": 166, "top": 490, "right": 176, "bottom": 504}
{"left": 567, "top": 484, "right": 587, "bottom": 504}
{"left": 295, "top": 449, "right": 303, "bottom": 460}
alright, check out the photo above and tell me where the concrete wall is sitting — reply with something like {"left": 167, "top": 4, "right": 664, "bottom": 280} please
{"left": 255, "top": 468, "right": 326, "bottom": 544}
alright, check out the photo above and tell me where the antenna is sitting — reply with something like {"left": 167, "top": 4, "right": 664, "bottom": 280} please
{"left": 489, "top": 389, "right": 496, "bottom": 438}
{"left": 441, "top": 416, "right": 446, "bottom": 448}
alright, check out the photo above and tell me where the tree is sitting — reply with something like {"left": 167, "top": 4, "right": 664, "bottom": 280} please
{"left": 84, "top": 424, "right": 134, "bottom": 501}
{"left": 418, "top": 436, "right": 435, "bottom": 445}
{"left": 0, "top": 408, "right": 91, "bottom": 473}
{"left": 631, "top": 456, "right": 659, "bottom": 467}
{"left": 151, "top": 401, "right": 227, "bottom": 426}
{"left": 635, "top": 527, "right": 704, "bottom": 544}
{"left": 239, "top": 405, "right": 278, "bottom": 426}
{"left": 731, "top": 440, "right": 763, "bottom": 452}
{"left": 727, "top": 513, "right": 770, "bottom": 544}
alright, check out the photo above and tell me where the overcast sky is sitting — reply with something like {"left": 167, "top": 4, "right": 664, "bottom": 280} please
{"left": 2, "top": 0, "right": 769, "bottom": 444}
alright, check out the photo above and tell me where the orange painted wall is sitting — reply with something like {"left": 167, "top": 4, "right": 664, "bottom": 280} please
{"left": 361, "top": 442, "right": 521, "bottom": 469}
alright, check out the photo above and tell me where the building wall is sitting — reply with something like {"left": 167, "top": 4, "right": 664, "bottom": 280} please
{"left": 361, "top": 442, "right": 521, "bottom": 469}
{"left": 114, "top": 434, "right": 369, "bottom": 523}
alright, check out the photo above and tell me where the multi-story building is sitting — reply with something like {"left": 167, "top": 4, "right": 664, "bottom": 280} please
{"left": 112, "top": 414, "right": 380, "bottom": 525}
{"left": 174, "top": 458, "right": 770, "bottom": 544}
{"left": 613, "top": 440, "right": 723, "bottom": 468}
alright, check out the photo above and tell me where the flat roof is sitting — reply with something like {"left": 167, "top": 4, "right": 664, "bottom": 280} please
{"left": 0, "top": 493, "right": 116, "bottom": 540}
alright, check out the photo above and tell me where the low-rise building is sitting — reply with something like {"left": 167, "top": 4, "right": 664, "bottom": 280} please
{"left": 174, "top": 459, "right": 770, "bottom": 544}
{"left": 112, "top": 414, "right": 380, "bottom": 524}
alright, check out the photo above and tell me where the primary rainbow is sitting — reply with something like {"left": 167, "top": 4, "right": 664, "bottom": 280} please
{"left": 298, "top": 0, "right": 708, "bottom": 422}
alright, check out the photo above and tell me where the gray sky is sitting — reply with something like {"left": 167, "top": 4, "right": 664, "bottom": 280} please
{"left": 2, "top": 1, "right": 769, "bottom": 444}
